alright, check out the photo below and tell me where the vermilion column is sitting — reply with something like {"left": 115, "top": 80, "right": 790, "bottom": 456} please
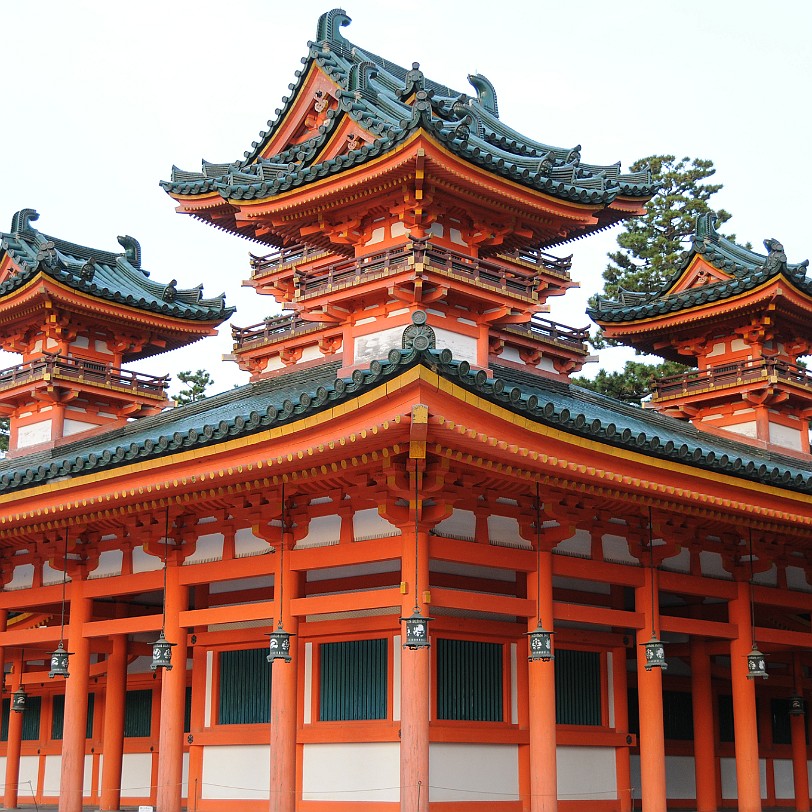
{"left": 690, "top": 637, "right": 718, "bottom": 811}
{"left": 527, "top": 549, "right": 557, "bottom": 812}
{"left": 270, "top": 532, "right": 299, "bottom": 812}
{"left": 635, "top": 568, "right": 667, "bottom": 812}
{"left": 59, "top": 580, "right": 92, "bottom": 812}
{"left": 790, "top": 657, "right": 809, "bottom": 812}
{"left": 729, "top": 579, "right": 762, "bottom": 812}
{"left": 156, "top": 563, "right": 189, "bottom": 812}
{"left": 100, "top": 635, "right": 128, "bottom": 810}
{"left": 4, "top": 647, "right": 23, "bottom": 810}
{"left": 612, "top": 644, "right": 632, "bottom": 812}
{"left": 400, "top": 527, "right": 430, "bottom": 812}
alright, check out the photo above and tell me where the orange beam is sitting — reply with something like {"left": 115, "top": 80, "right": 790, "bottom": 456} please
{"left": 178, "top": 602, "right": 275, "bottom": 628}
{"left": 429, "top": 537, "right": 535, "bottom": 572}
{"left": 659, "top": 570, "right": 737, "bottom": 600}
{"left": 83, "top": 614, "right": 162, "bottom": 638}
{"left": 552, "top": 555, "right": 645, "bottom": 588}
{"left": 290, "top": 588, "right": 401, "bottom": 617}
{"left": 431, "top": 587, "right": 533, "bottom": 618}
{"left": 659, "top": 615, "right": 736, "bottom": 639}
{"left": 178, "top": 554, "right": 275, "bottom": 585}
{"left": 553, "top": 602, "right": 644, "bottom": 630}
{"left": 290, "top": 538, "right": 399, "bottom": 571}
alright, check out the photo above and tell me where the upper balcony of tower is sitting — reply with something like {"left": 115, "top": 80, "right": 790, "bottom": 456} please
{"left": 160, "top": 8, "right": 658, "bottom": 259}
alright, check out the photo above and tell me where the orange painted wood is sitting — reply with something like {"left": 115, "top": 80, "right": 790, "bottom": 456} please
{"left": 528, "top": 550, "right": 557, "bottom": 812}
{"left": 178, "top": 600, "right": 276, "bottom": 628}
{"left": 659, "top": 615, "right": 736, "bottom": 639}
{"left": 59, "top": 585, "right": 92, "bottom": 812}
{"left": 552, "top": 555, "right": 645, "bottom": 588}
{"left": 3, "top": 645, "right": 21, "bottom": 809}
{"left": 729, "top": 580, "right": 763, "bottom": 812}
{"left": 83, "top": 614, "right": 163, "bottom": 638}
{"left": 100, "top": 635, "right": 127, "bottom": 811}
{"left": 431, "top": 587, "right": 533, "bottom": 618}
{"left": 635, "top": 570, "right": 666, "bottom": 812}
{"left": 690, "top": 638, "right": 718, "bottom": 812}
{"left": 290, "top": 587, "right": 401, "bottom": 617}
{"left": 553, "top": 601, "right": 644, "bottom": 630}
{"left": 156, "top": 565, "right": 189, "bottom": 812}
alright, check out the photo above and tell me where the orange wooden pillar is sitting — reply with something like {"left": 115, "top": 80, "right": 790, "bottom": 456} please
{"left": 635, "top": 567, "right": 667, "bottom": 812}
{"left": 790, "top": 657, "right": 810, "bottom": 812}
{"left": 527, "top": 549, "right": 557, "bottom": 812}
{"left": 690, "top": 637, "right": 718, "bottom": 811}
{"left": 729, "top": 579, "right": 762, "bottom": 812}
{"left": 269, "top": 532, "right": 299, "bottom": 812}
{"left": 59, "top": 580, "right": 92, "bottom": 812}
{"left": 100, "top": 634, "right": 128, "bottom": 811}
{"left": 612, "top": 643, "right": 632, "bottom": 812}
{"left": 3, "top": 646, "right": 22, "bottom": 810}
{"left": 156, "top": 562, "right": 189, "bottom": 812}
{"left": 400, "top": 526, "right": 430, "bottom": 812}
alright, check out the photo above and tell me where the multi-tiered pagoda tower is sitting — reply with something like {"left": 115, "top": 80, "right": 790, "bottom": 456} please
{"left": 592, "top": 214, "right": 812, "bottom": 454}
{"left": 0, "top": 209, "right": 232, "bottom": 456}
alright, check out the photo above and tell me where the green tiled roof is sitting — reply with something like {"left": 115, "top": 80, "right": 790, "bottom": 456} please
{"left": 0, "top": 209, "right": 234, "bottom": 322}
{"left": 162, "top": 9, "right": 657, "bottom": 239}
{"left": 1, "top": 346, "right": 811, "bottom": 498}
{"left": 589, "top": 213, "right": 810, "bottom": 323}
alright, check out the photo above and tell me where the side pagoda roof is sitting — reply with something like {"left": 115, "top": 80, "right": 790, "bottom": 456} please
{"left": 1, "top": 344, "right": 812, "bottom": 501}
{"left": 0, "top": 209, "right": 234, "bottom": 325}
{"left": 590, "top": 213, "right": 810, "bottom": 326}
{"left": 161, "top": 9, "right": 657, "bottom": 248}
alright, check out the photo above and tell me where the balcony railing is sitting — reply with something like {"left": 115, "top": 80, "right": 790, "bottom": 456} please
{"left": 509, "top": 315, "right": 589, "bottom": 351}
{"left": 652, "top": 358, "right": 812, "bottom": 400}
{"left": 249, "top": 244, "right": 323, "bottom": 279}
{"left": 231, "top": 312, "right": 323, "bottom": 349}
{"left": 500, "top": 246, "right": 573, "bottom": 276}
{"left": 0, "top": 355, "right": 169, "bottom": 398}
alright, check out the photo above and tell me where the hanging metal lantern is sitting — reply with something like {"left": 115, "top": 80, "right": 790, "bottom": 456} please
{"left": 267, "top": 621, "right": 294, "bottom": 664}
{"left": 11, "top": 687, "right": 27, "bottom": 713}
{"left": 746, "top": 645, "right": 768, "bottom": 680}
{"left": 789, "top": 695, "right": 805, "bottom": 715}
{"left": 48, "top": 641, "right": 72, "bottom": 679}
{"left": 527, "top": 620, "right": 554, "bottom": 662}
{"left": 150, "top": 631, "right": 176, "bottom": 671}
{"left": 641, "top": 634, "right": 667, "bottom": 671}
{"left": 401, "top": 607, "right": 432, "bottom": 650}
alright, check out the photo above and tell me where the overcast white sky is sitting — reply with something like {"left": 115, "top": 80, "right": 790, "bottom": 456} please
{"left": 1, "top": 1, "right": 809, "bottom": 396}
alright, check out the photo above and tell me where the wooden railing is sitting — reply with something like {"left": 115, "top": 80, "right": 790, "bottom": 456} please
{"left": 248, "top": 239, "right": 572, "bottom": 299}
{"left": 0, "top": 355, "right": 169, "bottom": 397}
{"left": 511, "top": 315, "right": 589, "bottom": 350}
{"left": 231, "top": 312, "right": 322, "bottom": 348}
{"left": 653, "top": 358, "right": 812, "bottom": 399}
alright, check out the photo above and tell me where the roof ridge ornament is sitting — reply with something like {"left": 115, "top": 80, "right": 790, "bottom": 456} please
{"left": 402, "top": 310, "right": 436, "bottom": 352}
{"left": 467, "top": 73, "right": 499, "bottom": 118}
{"left": 400, "top": 62, "right": 428, "bottom": 101}
{"left": 11, "top": 208, "right": 39, "bottom": 236}
{"left": 117, "top": 234, "right": 142, "bottom": 268}
{"left": 316, "top": 8, "right": 351, "bottom": 48}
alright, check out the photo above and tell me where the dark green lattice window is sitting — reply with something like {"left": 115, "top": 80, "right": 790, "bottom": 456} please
{"left": 718, "top": 694, "right": 734, "bottom": 742}
{"left": 0, "top": 696, "right": 41, "bottom": 741}
{"left": 219, "top": 648, "right": 271, "bottom": 725}
{"left": 319, "top": 639, "right": 387, "bottom": 721}
{"left": 184, "top": 686, "right": 192, "bottom": 733}
{"left": 52, "top": 693, "right": 95, "bottom": 740}
{"left": 124, "top": 689, "right": 152, "bottom": 738}
{"left": 555, "top": 649, "right": 601, "bottom": 726}
{"left": 663, "top": 691, "right": 693, "bottom": 740}
{"left": 437, "top": 639, "right": 503, "bottom": 722}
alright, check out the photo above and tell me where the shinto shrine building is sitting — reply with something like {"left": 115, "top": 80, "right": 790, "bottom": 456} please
{"left": 0, "top": 8, "right": 811, "bottom": 812}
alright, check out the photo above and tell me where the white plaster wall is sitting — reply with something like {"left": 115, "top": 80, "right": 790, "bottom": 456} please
{"left": 433, "top": 509, "right": 476, "bottom": 539}
{"left": 663, "top": 546, "right": 690, "bottom": 573}
{"left": 787, "top": 566, "right": 811, "bottom": 591}
{"left": 602, "top": 533, "right": 638, "bottom": 564}
{"left": 42, "top": 561, "right": 63, "bottom": 585}
{"left": 300, "top": 345, "right": 323, "bottom": 363}
{"left": 724, "top": 421, "right": 758, "bottom": 440}
{"left": 353, "top": 508, "right": 400, "bottom": 540}
{"left": 433, "top": 327, "right": 477, "bottom": 364}
{"left": 121, "top": 752, "right": 153, "bottom": 797}
{"left": 296, "top": 514, "right": 341, "bottom": 548}
{"left": 430, "top": 743, "right": 519, "bottom": 802}
{"left": 202, "top": 744, "right": 270, "bottom": 799}
{"left": 235, "top": 526, "right": 269, "bottom": 557}
{"left": 752, "top": 564, "right": 777, "bottom": 586}
{"left": 487, "top": 515, "right": 527, "bottom": 547}
{"left": 720, "top": 757, "right": 766, "bottom": 799}
{"left": 555, "top": 528, "right": 591, "bottom": 557}
{"left": 700, "top": 550, "right": 732, "bottom": 579}
{"left": 559, "top": 746, "right": 616, "bottom": 801}
{"left": 43, "top": 754, "right": 92, "bottom": 796}
{"left": 665, "top": 755, "right": 696, "bottom": 799}
{"left": 770, "top": 420, "right": 802, "bottom": 450}
{"left": 132, "top": 545, "right": 163, "bottom": 573}
{"left": 18, "top": 755, "right": 41, "bottom": 798}
{"left": 92, "top": 549, "right": 122, "bottom": 578}
{"left": 500, "top": 346, "right": 523, "bottom": 363}
{"left": 6, "top": 562, "right": 34, "bottom": 590}
{"left": 183, "top": 532, "right": 224, "bottom": 565}
{"left": 774, "top": 758, "right": 794, "bottom": 799}
{"left": 17, "top": 420, "right": 52, "bottom": 447}
{"left": 354, "top": 325, "right": 403, "bottom": 365}
{"left": 303, "top": 742, "right": 399, "bottom": 801}
{"left": 63, "top": 418, "right": 97, "bottom": 436}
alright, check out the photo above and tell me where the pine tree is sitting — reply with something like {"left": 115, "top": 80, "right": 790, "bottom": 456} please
{"left": 175, "top": 370, "right": 214, "bottom": 406}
